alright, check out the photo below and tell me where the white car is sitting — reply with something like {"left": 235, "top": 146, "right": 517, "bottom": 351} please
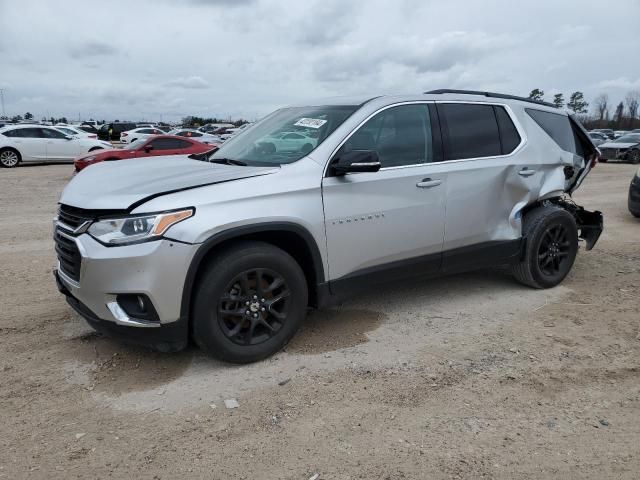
{"left": 258, "top": 130, "right": 317, "bottom": 153}
{"left": 168, "top": 128, "right": 222, "bottom": 144}
{"left": 120, "top": 127, "right": 164, "bottom": 144}
{"left": 0, "top": 125, "right": 111, "bottom": 167}
{"left": 54, "top": 125, "right": 98, "bottom": 139}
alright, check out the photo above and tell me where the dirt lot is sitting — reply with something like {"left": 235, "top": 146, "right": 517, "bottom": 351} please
{"left": 1, "top": 162, "right": 639, "bottom": 479}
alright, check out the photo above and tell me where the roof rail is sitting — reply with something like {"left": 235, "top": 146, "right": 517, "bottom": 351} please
{"left": 424, "top": 89, "right": 557, "bottom": 108}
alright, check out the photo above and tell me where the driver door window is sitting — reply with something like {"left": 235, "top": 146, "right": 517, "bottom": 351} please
{"left": 338, "top": 104, "right": 433, "bottom": 168}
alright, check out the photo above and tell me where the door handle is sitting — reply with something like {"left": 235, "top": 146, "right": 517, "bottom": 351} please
{"left": 416, "top": 178, "right": 442, "bottom": 188}
{"left": 518, "top": 168, "right": 536, "bottom": 177}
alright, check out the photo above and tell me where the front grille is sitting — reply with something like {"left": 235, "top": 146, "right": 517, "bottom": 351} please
{"left": 55, "top": 228, "right": 81, "bottom": 281}
{"left": 599, "top": 147, "right": 618, "bottom": 159}
{"left": 58, "top": 205, "right": 97, "bottom": 230}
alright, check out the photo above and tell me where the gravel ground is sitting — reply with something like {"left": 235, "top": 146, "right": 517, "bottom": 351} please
{"left": 1, "top": 162, "right": 639, "bottom": 479}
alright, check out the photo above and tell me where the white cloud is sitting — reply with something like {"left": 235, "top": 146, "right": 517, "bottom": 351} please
{"left": 165, "top": 76, "right": 211, "bottom": 89}
{"left": 0, "top": 0, "right": 638, "bottom": 121}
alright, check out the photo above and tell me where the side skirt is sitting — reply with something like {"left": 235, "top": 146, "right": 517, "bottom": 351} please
{"left": 318, "top": 239, "right": 523, "bottom": 307}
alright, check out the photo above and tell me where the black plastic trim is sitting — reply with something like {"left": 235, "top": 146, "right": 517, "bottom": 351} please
{"left": 327, "top": 239, "right": 523, "bottom": 302}
{"left": 180, "top": 222, "right": 325, "bottom": 319}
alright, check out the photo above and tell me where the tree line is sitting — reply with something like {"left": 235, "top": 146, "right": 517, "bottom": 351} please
{"left": 527, "top": 88, "right": 640, "bottom": 130}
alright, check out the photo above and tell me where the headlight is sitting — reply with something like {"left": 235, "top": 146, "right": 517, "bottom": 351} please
{"left": 88, "top": 209, "right": 193, "bottom": 245}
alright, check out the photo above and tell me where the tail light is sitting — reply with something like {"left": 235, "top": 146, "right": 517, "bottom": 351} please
{"left": 89, "top": 134, "right": 97, "bottom": 139}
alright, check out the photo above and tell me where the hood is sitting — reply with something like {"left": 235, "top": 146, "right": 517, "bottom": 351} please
{"left": 599, "top": 141, "right": 639, "bottom": 149}
{"left": 60, "top": 155, "right": 279, "bottom": 210}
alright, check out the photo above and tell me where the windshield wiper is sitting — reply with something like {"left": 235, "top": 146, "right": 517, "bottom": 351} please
{"left": 209, "top": 157, "right": 248, "bottom": 166}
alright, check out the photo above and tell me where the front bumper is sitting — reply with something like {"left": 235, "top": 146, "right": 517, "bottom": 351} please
{"left": 54, "top": 232, "right": 199, "bottom": 349}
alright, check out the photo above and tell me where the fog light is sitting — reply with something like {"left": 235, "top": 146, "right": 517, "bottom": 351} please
{"left": 116, "top": 293, "right": 159, "bottom": 322}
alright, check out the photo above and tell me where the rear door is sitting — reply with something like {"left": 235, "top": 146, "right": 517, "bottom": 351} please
{"left": 436, "top": 102, "right": 533, "bottom": 272}
{"left": 5, "top": 127, "right": 48, "bottom": 161}
{"left": 322, "top": 103, "right": 447, "bottom": 288}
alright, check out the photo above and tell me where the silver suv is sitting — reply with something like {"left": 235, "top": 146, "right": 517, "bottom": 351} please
{"left": 54, "top": 90, "right": 603, "bottom": 363}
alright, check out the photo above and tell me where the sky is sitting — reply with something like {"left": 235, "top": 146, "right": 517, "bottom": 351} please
{"left": 1, "top": 0, "right": 639, "bottom": 123}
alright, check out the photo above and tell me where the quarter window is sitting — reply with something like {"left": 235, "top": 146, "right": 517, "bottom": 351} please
{"left": 526, "top": 108, "right": 576, "bottom": 153}
{"left": 494, "top": 106, "right": 521, "bottom": 154}
{"left": 439, "top": 103, "right": 501, "bottom": 160}
{"left": 338, "top": 104, "right": 433, "bottom": 168}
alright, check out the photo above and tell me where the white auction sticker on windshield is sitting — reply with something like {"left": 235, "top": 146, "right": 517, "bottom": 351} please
{"left": 294, "top": 118, "right": 327, "bottom": 129}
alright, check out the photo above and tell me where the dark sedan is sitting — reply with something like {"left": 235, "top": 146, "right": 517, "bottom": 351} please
{"left": 629, "top": 168, "right": 640, "bottom": 218}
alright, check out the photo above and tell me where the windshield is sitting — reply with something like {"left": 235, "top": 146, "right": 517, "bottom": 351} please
{"left": 614, "top": 135, "right": 640, "bottom": 143}
{"left": 126, "top": 138, "right": 149, "bottom": 150}
{"left": 210, "top": 105, "right": 358, "bottom": 165}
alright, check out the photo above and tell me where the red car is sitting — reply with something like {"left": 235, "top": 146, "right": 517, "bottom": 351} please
{"left": 74, "top": 135, "right": 217, "bottom": 171}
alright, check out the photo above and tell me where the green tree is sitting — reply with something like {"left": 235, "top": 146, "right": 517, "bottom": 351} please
{"left": 11, "top": 114, "right": 22, "bottom": 122}
{"left": 553, "top": 93, "right": 565, "bottom": 108}
{"left": 24, "top": 112, "right": 33, "bottom": 120}
{"left": 528, "top": 89, "right": 544, "bottom": 102}
{"left": 567, "top": 92, "right": 588, "bottom": 114}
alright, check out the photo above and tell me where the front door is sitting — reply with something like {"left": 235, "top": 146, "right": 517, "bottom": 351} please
{"left": 42, "top": 127, "right": 79, "bottom": 160}
{"left": 322, "top": 103, "right": 446, "bottom": 291}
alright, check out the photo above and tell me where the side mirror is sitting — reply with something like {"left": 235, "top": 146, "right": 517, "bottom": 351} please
{"left": 332, "top": 150, "right": 381, "bottom": 175}
{"left": 64, "top": 135, "right": 73, "bottom": 141}
{"left": 144, "top": 145, "right": 154, "bottom": 153}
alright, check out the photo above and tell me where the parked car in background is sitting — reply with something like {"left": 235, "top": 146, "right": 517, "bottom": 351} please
{"left": 219, "top": 128, "right": 241, "bottom": 141}
{"left": 598, "top": 133, "right": 640, "bottom": 163}
{"left": 169, "top": 128, "right": 222, "bottom": 144}
{"left": 629, "top": 167, "right": 640, "bottom": 218}
{"left": 54, "top": 125, "right": 98, "bottom": 139}
{"left": 592, "top": 128, "right": 615, "bottom": 139}
{"left": 73, "top": 135, "right": 215, "bottom": 171}
{"left": 54, "top": 90, "right": 602, "bottom": 363}
{"left": 199, "top": 123, "right": 234, "bottom": 134}
{"left": 97, "top": 122, "right": 137, "bottom": 141}
{"left": 82, "top": 121, "right": 100, "bottom": 128}
{"left": 614, "top": 130, "right": 627, "bottom": 139}
{"left": 77, "top": 124, "right": 99, "bottom": 135}
{"left": 632, "top": 129, "right": 640, "bottom": 134}
{"left": 0, "top": 125, "right": 111, "bottom": 167}
{"left": 120, "top": 127, "right": 165, "bottom": 144}
{"left": 588, "top": 131, "right": 607, "bottom": 146}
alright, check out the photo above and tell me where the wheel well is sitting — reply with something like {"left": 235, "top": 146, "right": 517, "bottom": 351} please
{"left": 0, "top": 146, "right": 21, "bottom": 160}
{"left": 89, "top": 146, "right": 103, "bottom": 152}
{"left": 182, "top": 227, "right": 324, "bottom": 321}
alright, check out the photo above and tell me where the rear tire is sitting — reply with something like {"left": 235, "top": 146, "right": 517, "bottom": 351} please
{"left": 192, "top": 241, "right": 308, "bottom": 363}
{"left": 628, "top": 149, "right": 640, "bottom": 165}
{"left": 512, "top": 206, "right": 579, "bottom": 289}
{"left": 0, "top": 148, "right": 20, "bottom": 168}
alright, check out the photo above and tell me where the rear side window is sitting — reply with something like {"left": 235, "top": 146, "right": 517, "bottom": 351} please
{"left": 526, "top": 108, "right": 576, "bottom": 153}
{"left": 439, "top": 104, "right": 501, "bottom": 160}
{"left": 150, "top": 137, "right": 191, "bottom": 150}
{"left": 494, "top": 106, "right": 521, "bottom": 154}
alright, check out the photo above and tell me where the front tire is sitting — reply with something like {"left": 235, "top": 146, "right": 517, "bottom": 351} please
{"left": 628, "top": 149, "right": 640, "bottom": 165}
{"left": 512, "top": 206, "right": 579, "bottom": 289}
{"left": 192, "top": 241, "right": 308, "bottom": 363}
{"left": 0, "top": 148, "right": 21, "bottom": 168}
